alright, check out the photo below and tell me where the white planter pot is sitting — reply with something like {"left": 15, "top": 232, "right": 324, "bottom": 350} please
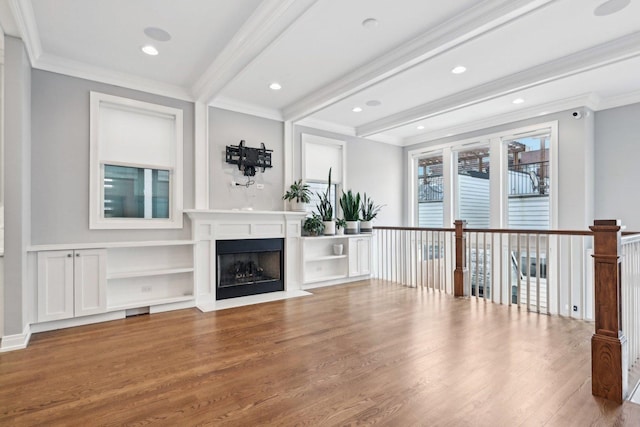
{"left": 345, "top": 220, "right": 359, "bottom": 235}
{"left": 333, "top": 244, "right": 344, "bottom": 256}
{"left": 360, "top": 220, "right": 373, "bottom": 233}
{"left": 323, "top": 220, "right": 336, "bottom": 235}
{"left": 290, "top": 200, "right": 308, "bottom": 212}
{"left": 336, "top": 227, "right": 344, "bottom": 235}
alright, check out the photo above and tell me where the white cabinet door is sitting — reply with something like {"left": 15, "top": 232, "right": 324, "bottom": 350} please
{"left": 357, "top": 238, "right": 371, "bottom": 276}
{"left": 38, "top": 251, "right": 75, "bottom": 322}
{"left": 38, "top": 249, "right": 107, "bottom": 322}
{"left": 74, "top": 249, "right": 107, "bottom": 316}
{"left": 348, "top": 237, "right": 372, "bottom": 277}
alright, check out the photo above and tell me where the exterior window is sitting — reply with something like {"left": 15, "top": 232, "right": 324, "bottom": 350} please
{"left": 90, "top": 92, "right": 183, "bottom": 229}
{"left": 103, "top": 165, "right": 170, "bottom": 219}
{"left": 417, "top": 155, "right": 444, "bottom": 227}
{"left": 456, "top": 144, "right": 490, "bottom": 229}
{"left": 307, "top": 182, "right": 337, "bottom": 218}
{"left": 506, "top": 132, "right": 551, "bottom": 229}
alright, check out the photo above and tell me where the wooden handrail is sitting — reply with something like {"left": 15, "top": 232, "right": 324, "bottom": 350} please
{"left": 373, "top": 226, "right": 455, "bottom": 232}
{"left": 373, "top": 225, "right": 593, "bottom": 236}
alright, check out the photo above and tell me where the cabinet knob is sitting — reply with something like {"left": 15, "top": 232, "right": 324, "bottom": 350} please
{"left": 67, "top": 254, "right": 72, "bottom": 257}
{"left": 76, "top": 253, "right": 80, "bottom": 257}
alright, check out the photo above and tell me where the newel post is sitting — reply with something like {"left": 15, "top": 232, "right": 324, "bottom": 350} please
{"left": 590, "top": 219, "right": 628, "bottom": 403}
{"left": 454, "top": 220, "right": 468, "bottom": 297}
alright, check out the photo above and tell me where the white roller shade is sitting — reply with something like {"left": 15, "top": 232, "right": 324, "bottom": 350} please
{"left": 302, "top": 134, "right": 344, "bottom": 182}
{"left": 99, "top": 103, "right": 176, "bottom": 168}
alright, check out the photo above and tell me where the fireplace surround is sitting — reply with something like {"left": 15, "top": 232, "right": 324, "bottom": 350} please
{"left": 185, "top": 209, "right": 308, "bottom": 310}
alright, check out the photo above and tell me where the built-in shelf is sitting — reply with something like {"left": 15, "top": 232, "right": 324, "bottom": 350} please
{"left": 28, "top": 240, "right": 195, "bottom": 252}
{"left": 107, "top": 267, "right": 194, "bottom": 280}
{"left": 304, "top": 274, "right": 348, "bottom": 284}
{"left": 307, "top": 255, "right": 347, "bottom": 262}
{"left": 107, "top": 295, "right": 193, "bottom": 311}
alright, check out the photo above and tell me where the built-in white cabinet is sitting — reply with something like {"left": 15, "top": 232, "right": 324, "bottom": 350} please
{"left": 302, "top": 234, "right": 372, "bottom": 287}
{"left": 349, "top": 237, "right": 371, "bottom": 277}
{"left": 37, "top": 249, "right": 107, "bottom": 322}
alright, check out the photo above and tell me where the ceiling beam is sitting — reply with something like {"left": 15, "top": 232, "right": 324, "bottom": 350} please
{"left": 357, "top": 31, "right": 640, "bottom": 137}
{"left": 282, "top": 0, "right": 555, "bottom": 123}
{"left": 192, "top": 0, "right": 318, "bottom": 104}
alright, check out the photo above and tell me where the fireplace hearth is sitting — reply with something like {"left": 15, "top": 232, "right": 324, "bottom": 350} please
{"left": 216, "top": 238, "right": 284, "bottom": 300}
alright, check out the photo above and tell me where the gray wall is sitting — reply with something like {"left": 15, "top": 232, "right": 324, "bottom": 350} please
{"left": 595, "top": 102, "right": 640, "bottom": 230}
{"left": 3, "top": 36, "right": 31, "bottom": 335}
{"left": 294, "top": 125, "right": 404, "bottom": 226}
{"left": 209, "top": 107, "right": 284, "bottom": 211}
{"left": 404, "top": 108, "right": 595, "bottom": 230}
{"left": 30, "top": 70, "right": 195, "bottom": 244}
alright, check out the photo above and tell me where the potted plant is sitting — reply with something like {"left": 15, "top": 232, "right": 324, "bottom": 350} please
{"left": 335, "top": 218, "right": 347, "bottom": 235}
{"left": 303, "top": 214, "right": 324, "bottom": 236}
{"left": 316, "top": 168, "right": 335, "bottom": 235}
{"left": 283, "top": 179, "right": 312, "bottom": 212}
{"left": 339, "top": 190, "right": 361, "bottom": 234}
{"left": 360, "top": 193, "right": 383, "bottom": 233}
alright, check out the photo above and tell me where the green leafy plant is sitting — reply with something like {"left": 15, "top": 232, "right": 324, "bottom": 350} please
{"left": 316, "top": 168, "right": 334, "bottom": 221}
{"left": 283, "top": 179, "right": 311, "bottom": 203}
{"left": 336, "top": 218, "right": 347, "bottom": 230}
{"left": 339, "top": 190, "right": 361, "bottom": 221}
{"left": 303, "top": 213, "right": 324, "bottom": 236}
{"left": 360, "top": 193, "right": 384, "bottom": 221}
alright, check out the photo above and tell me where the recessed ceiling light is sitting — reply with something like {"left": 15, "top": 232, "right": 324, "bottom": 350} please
{"left": 451, "top": 65, "right": 467, "bottom": 74}
{"left": 144, "top": 27, "right": 172, "bottom": 42}
{"left": 352, "top": 107, "right": 363, "bottom": 113}
{"left": 141, "top": 45, "right": 159, "bottom": 56}
{"left": 417, "top": 125, "right": 425, "bottom": 130}
{"left": 446, "top": 133, "right": 454, "bottom": 137}
{"left": 366, "top": 100, "right": 382, "bottom": 107}
{"left": 538, "top": 111, "right": 550, "bottom": 116}
{"left": 269, "top": 82, "right": 282, "bottom": 90}
{"left": 594, "top": 0, "right": 630, "bottom": 16}
{"left": 512, "top": 98, "right": 525, "bottom": 104}
{"left": 362, "top": 18, "right": 379, "bottom": 29}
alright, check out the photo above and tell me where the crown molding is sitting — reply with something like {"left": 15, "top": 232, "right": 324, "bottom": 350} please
{"left": 295, "top": 117, "right": 402, "bottom": 146}
{"left": 35, "top": 53, "right": 193, "bottom": 101}
{"left": 597, "top": 89, "right": 640, "bottom": 111}
{"left": 282, "top": 0, "right": 554, "bottom": 122}
{"left": 209, "top": 96, "right": 283, "bottom": 121}
{"left": 8, "top": 0, "right": 40, "bottom": 64}
{"left": 401, "top": 93, "right": 600, "bottom": 147}
{"left": 357, "top": 31, "right": 640, "bottom": 137}
{"left": 192, "top": 0, "right": 318, "bottom": 103}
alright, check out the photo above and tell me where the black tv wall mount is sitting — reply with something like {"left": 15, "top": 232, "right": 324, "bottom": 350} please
{"left": 225, "top": 140, "right": 273, "bottom": 177}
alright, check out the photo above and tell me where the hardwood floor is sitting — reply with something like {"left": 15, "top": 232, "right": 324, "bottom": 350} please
{"left": 2, "top": 279, "right": 640, "bottom": 426}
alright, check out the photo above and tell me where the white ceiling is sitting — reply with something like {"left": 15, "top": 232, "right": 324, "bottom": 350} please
{"left": 1, "top": 0, "right": 639, "bottom": 146}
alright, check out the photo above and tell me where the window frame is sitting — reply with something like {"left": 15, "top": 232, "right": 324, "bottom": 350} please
{"left": 407, "top": 121, "right": 558, "bottom": 229}
{"left": 89, "top": 92, "right": 183, "bottom": 229}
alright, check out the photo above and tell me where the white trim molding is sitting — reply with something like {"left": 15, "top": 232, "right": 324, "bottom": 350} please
{"left": 0, "top": 323, "right": 31, "bottom": 352}
{"left": 358, "top": 31, "right": 640, "bottom": 137}
{"left": 283, "top": 0, "right": 554, "bottom": 122}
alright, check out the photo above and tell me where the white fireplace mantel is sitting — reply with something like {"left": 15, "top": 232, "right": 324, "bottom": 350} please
{"left": 185, "top": 210, "right": 309, "bottom": 311}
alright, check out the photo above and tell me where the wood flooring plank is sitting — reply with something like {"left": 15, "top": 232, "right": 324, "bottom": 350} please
{"left": 1, "top": 280, "right": 639, "bottom": 426}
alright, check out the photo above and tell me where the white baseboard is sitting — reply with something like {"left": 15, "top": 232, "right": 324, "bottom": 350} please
{"left": 30, "top": 311, "right": 126, "bottom": 334}
{"left": 0, "top": 324, "right": 32, "bottom": 352}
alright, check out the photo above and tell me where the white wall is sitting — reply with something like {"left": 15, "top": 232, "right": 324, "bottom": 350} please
{"left": 595, "top": 102, "right": 640, "bottom": 230}
{"left": 30, "top": 70, "right": 195, "bottom": 244}
{"left": 209, "top": 107, "right": 284, "bottom": 211}
{"left": 294, "top": 125, "right": 404, "bottom": 226}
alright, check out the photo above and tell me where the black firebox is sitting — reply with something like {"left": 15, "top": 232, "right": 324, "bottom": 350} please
{"left": 216, "top": 238, "right": 284, "bottom": 300}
